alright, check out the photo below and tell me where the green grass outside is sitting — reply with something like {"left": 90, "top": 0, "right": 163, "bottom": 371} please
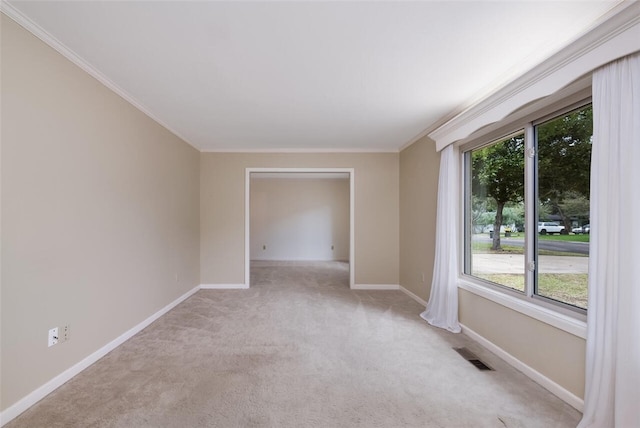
{"left": 471, "top": 242, "right": 586, "bottom": 257}
{"left": 481, "top": 232, "right": 589, "bottom": 243}
{"left": 474, "top": 273, "right": 588, "bottom": 309}
{"left": 538, "top": 234, "right": 590, "bottom": 243}
{"left": 472, "top": 232, "right": 589, "bottom": 308}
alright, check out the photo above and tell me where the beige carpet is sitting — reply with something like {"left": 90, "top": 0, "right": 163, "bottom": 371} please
{"left": 7, "top": 261, "right": 581, "bottom": 427}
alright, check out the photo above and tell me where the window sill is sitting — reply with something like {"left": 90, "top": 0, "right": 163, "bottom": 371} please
{"left": 458, "top": 278, "right": 587, "bottom": 339}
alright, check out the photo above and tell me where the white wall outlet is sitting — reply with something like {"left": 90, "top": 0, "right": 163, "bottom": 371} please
{"left": 63, "top": 325, "right": 70, "bottom": 342}
{"left": 48, "top": 327, "right": 59, "bottom": 347}
{"left": 421, "top": 272, "right": 425, "bottom": 283}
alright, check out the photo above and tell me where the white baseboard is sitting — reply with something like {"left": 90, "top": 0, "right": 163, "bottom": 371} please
{"left": 0, "top": 285, "right": 200, "bottom": 427}
{"left": 460, "top": 323, "right": 584, "bottom": 412}
{"left": 399, "top": 286, "right": 583, "bottom": 412}
{"left": 399, "top": 285, "right": 428, "bottom": 306}
{"left": 200, "top": 283, "right": 249, "bottom": 289}
{"left": 351, "top": 284, "right": 399, "bottom": 290}
{"left": 1, "top": 282, "right": 583, "bottom": 425}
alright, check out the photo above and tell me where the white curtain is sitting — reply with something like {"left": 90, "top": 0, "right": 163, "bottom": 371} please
{"left": 420, "top": 144, "right": 461, "bottom": 333}
{"left": 578, "top": 52, "right": 640, "bottom": 428}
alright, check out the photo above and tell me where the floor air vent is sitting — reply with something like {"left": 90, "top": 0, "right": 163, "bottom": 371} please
{"left": 454, "top": 347, "right": 494, "bottom": 371}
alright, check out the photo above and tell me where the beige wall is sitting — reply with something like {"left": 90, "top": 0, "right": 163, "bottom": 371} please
{"left": 459, "top": 290, "right": 586, "bottom": 398}
{"left": 398, "top": 137, "right": 586, "bottom": 400}
{"left": 201, "top": 153, "right": 399, "bottom": 285}
{"left": 1, "top": 15, "right": 200, "bottom": 411}
{"left": 251, "top": 177, "right": 350, "bottom": 261}
{"left": 399, "top": 136, "right": 440, "bottom": 300}
{"left": 1, "top": 8, "right": 587, "bottom": 416}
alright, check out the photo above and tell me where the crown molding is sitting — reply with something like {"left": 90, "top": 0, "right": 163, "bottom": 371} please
{"left": 0, "top": 1, "right": 199, "bottom": 151}
{"left": 201, "top": 147, "right": 399, "bottom": 154}
{"left": 429, "top": 1, "right": 640, "bottom": 151}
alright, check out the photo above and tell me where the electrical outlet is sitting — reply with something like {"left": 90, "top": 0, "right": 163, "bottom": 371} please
{"left": 331, "top": 245, "right": 334, "bottom": 250}
{"left": 63, "top": 325, "right": 70, "bottom": 342}
{"left": 263, "top": 245, "right": 266, "bottom": 250}
{"left": 48, "top": 327, "right": 59, "bottom": 347}
{"left": 421, "top": 272, "right": 425, "bottom": 283}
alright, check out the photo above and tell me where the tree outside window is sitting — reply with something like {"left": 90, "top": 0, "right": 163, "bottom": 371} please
{"left": 466, "top": 104, "right": 591, "bottom": 310}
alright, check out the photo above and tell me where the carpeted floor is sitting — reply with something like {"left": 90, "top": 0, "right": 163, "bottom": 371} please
{"left": 6, "top": 261, "right": 582, "bottom": 427}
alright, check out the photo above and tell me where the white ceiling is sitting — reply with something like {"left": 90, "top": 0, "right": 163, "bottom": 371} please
{"left": 4, "top": 1, "right": 622, "bottom": 152}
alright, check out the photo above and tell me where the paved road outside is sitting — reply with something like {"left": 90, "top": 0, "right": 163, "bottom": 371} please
{"left": 472, "top": 254, "right": 588, "bottom": 274}
{"left": 473, "top": 236, "right": 589, "bottom": 255}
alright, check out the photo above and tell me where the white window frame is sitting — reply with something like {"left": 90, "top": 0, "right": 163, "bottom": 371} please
{"left": 459, "top": 98, "right": 592, "bottom": 338}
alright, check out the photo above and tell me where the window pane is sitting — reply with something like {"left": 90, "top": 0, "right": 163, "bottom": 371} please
{"left": 468, "top": 133, "right": 525, "bottom": 292}
{"left": 535, "top": 105, "right": 592, "bottom": 309}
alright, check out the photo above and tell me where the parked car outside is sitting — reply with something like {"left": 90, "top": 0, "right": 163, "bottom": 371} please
{"left": 538, "top": 221, "right": 565, "bottom": 235}
{"left": 572, "top": 224, "right": 590, "bottom": 234}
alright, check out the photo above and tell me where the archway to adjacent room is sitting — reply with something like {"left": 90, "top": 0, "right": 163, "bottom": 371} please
{"left": 245, "top": 168, "right": 355, "bottom": 288}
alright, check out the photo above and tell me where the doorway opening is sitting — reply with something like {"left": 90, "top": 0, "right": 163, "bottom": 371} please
{"left": 245, "top": 168, "right": 355, "bottom": 288}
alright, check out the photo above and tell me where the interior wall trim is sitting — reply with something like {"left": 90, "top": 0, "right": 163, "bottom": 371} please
{"left": 245, "top": 167, "right": 356, "bottom": 289}
{"left": 460, "top": 323, "right": 585, "bottom": 412}
{"left": 200, "top": 284, "right": 249, "bottom": 289}
{"left": 202, "top": 148, "right": 399, "bottom": 154}
{"left": 351, "top": 284, "right": 399, "bottom": 290}
{"left": 0, "top": 285, "right": 200, "bottom": 427}
{"left": 399, "top": 283, "right": 583, "bottom": 411}
{"left": 399, "top": 285, "right": 428, "bottom": 307}
{"left": 458, "top": 280, "right": 587, "bottom": 339}
{"left": 0, "top": 2, "right": 195, "bottom": 150}
{"left": 428, "top": 1, "right": 640, "bottom": 151}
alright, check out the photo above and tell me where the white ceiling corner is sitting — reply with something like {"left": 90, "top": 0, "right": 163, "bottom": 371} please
{"left": 2, "top": 0, "right": 626, "bottom": 152}
{"left": 428, "top": 1, "right": 640, "bottom": 151}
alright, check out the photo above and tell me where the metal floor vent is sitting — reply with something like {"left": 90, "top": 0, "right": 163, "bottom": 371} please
{"left": 454, "top": 347, "right": 494, "bottom": 371}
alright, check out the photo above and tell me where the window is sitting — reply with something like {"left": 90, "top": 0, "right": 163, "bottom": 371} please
{"left": 467, "top": 132, "right": 525, "bottom": 292}
{"left": 464, "top": 104, "right": 592, "bottom": 313}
